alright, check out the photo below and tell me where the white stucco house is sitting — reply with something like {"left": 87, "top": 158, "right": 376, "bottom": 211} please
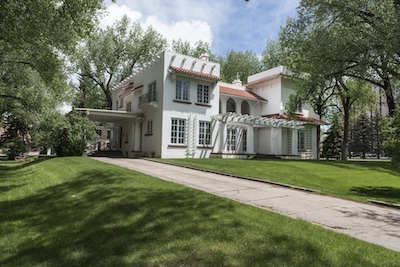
{"left": 76, "top": 50, "right": 324, "bottom": 159}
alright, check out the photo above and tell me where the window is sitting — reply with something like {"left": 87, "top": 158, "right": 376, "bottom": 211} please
{"left": 199, "top": 121, "right": 211, "bottom": 145}
{"left": 119, "top": 97, "right": 124, "bottom": 108}
{"left": 242, "top": 129, "right": 247, "bottom": 152}
{"left": 148, "top": 81, "right": 157, "bottom": 101}
{"left": 147, "top": 120, "right": 153, "bottom": 134}
{"left": 227, "top": 128, "right": 236, "bottom": 151}
{"left": 298, "top": 130, "right": 305, "bottom": 150}
{"left": 171, "top": 119, "right": 186, "bottom": 144}
{"left": 176, "top": 80, "right": 190, "bottom": 101}
{"left": 227, "top": 98, "right": 236, "bottom": 113}
{"left": 95, "top": 129, "right": 102, "bottom": 137}
{"left": 296, "top": 102, "right": 303, "bottom": 113}
{"left": 107, "top": 130, "right": 111, "bottom": 139}
{"left": 197, "top": 84, "right": 210, "bottom": 104}
{"left": 126, "top": 102, "right": 132, "bottom": 112}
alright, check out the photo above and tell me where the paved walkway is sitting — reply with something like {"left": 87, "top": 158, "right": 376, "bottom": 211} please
{"left": 93, "top": 157, "right": 400, "bottom": 252}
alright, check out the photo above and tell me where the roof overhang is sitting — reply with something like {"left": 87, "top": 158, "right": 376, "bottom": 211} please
{"left": 212, "top": 113, "right": 305, "bottom": 129}
{"left": 74, "top": 108, "right": 144, "bottom": 123}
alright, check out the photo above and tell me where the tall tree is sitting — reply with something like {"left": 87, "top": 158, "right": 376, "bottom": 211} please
{"left": 281, "top": 0, "right": 400, "bottom": 117}
{"left": 75, "top": 16, "right": 167, "bottom": 109}
{"left": 280, "top": 1, "right": 381, "bottom": 160}
{"left": 171, "top": 40, "right": 214, "bottom": 59}
{"left": 262, "top": 39, "right": 286, "bottom": 70}
{"left": 219, "top": 50, "right": 263, "bottom": 84}
{"left": 1, "top": 0, "right": 110, "bottom": 87}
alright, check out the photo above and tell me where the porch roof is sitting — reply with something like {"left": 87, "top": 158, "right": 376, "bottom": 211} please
{"left": 74, "top": 108, "right": 143, "bottom": 123}
{"left": 212, "top": 113, "right": 305, "bottom": 129}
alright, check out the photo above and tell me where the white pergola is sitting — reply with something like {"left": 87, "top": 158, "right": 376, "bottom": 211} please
{"left": 212, "top": 113, "right": 305, "bottom": 155}
{"left": 212, "top": 113, "right": 305, "bottom": 129}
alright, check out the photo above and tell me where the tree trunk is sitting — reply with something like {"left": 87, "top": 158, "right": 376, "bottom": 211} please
{"left": 341, "top": 98, "right": 351, "bottom": 161}
{"left": 382, "top": 77, "right": 395, "bottom": 117}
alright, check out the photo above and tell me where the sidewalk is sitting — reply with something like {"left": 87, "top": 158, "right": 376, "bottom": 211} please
{"left": 93, "top": 157, "right": 400, "bottom": 252}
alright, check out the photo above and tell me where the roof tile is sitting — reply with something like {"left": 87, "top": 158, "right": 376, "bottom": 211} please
{"left": 169, "top": 66, "right": 220, "bottom": 81}
{"left": 220, "top": 86, "right": 267, "bottom": 101}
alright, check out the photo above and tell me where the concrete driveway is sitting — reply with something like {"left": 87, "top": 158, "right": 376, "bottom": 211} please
{"left": 92, "top": 157, "right": 400, "bottom": 253}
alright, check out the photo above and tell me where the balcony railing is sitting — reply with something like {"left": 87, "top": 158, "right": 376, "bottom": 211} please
{"left": 139, "top": 92, "right": 157, "bottom": 107}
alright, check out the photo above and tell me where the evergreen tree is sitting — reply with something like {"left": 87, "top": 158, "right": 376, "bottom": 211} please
{"left": 322, "top": 115, "right": 342, "bottom": 160}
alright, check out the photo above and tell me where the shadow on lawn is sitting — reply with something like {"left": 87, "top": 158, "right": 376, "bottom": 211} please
{"left": 0, "top": 156, "right": 53, "bottom": 171}
{"left": 350, "top": 186, "right": 400, "bottom": 203}
{"left": 0, "top": 168, "right": 379, "bottom": 266}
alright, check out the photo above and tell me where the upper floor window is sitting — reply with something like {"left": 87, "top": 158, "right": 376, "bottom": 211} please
{"left": 119, "top": 97, "right": 124, "bottom": 108}
{"left": 296, "top": 102, "right": 303, "bottom": 113}
{"left": 227, "top": 98, "right": 236, "bottom": 113}
{"left": 197, "top": 84, "right": 210, "bottom": 104}
{"left": 176, "top": 80, "right": 190, "bottom": 101}
{"left": 199, "top": 121, "right": 211, "bottom": 145}
{"left": 171, "top": 118, "right": 186, "bottom": 144}
{"left": 107, "top": 130, "right": 111, "bottom": 139}
{"left": 148, "top": 81, "right": 157, "bottom": 101}
{"left": 126, "top": 102, "right": 132, "bottom": 112}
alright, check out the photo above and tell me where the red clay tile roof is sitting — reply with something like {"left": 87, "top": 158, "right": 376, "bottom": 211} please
{"left": 244, "top": 73, "right": 283, "bottom": 88}
{"left": 169, "top": 66, "right": 220, "bottom": 81}
{"left": 264, "top": 113, "right": 326, "bottom": 125}
{"left": 220, "top": 86, "right": 267, "bottom": 102}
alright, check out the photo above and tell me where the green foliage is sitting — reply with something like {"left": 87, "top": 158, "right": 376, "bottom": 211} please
{"left": 219, "top": 50, "right": 263, "bottom": 83}
{"left": 171, "top": 39, "right": 214, "bottom": 59}
{"left": 75, "top": 15, "right": 167, "bottom": 109}
{"left": 383, "top": 111, "right": 400, "bottom": 165}
{"left": 349, "top": 114, "right": 373, "bottom": 158}
{"left": 50, "top": 111, "right": 96, "bottom": 157}
{"left": 280, "top": 0, "right": 400, "bottom": 117}
{"left": 262, "top": 39, "right": 286, "bottom": 70}
{"left": 322, "top": 114, "right": 343, "bottom": 160}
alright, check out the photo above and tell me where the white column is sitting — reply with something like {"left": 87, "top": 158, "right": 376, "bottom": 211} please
{"left": 247, "top": 125, "right": 254, "bottom": 154}
{"left": 218, "top": 121, "right": 226, "bottom": 153}
{"left": 271, "top": 127, "right": 278, "bottom": 154}
{"left": 134, "top": 119, "right": 142, "bottom": 151}
{"left": 291, "top": 128, "right": 298, "bottom": 155}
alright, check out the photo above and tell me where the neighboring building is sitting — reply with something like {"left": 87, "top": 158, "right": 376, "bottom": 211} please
{"left": 76, "top": 51, "right": 324, "bottom": 159}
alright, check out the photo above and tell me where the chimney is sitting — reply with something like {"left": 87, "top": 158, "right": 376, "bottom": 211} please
{"left": 232, "top": 73, "right": 242, "bottom": 86}
{"left": 200, "top": 54, "right": 209, "bottom": 61}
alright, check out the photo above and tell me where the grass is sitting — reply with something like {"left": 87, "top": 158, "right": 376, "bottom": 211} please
{"left": 157, "top": 158, "right": 400, "bottom": 204}
{"left": 1, "top": 157, "right": 399, "bottom": 266}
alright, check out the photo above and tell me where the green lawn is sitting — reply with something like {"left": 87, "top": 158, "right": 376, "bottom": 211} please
{"left": 1, "top": 157, "right": 399, "bottom": 266}
{"left": 157, "top": 158, "right": 400, "bottom": 204}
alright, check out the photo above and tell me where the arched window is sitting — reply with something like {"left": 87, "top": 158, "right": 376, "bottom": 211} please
{"left": 219, "top": 100, "right": 222, "bottom": 114}
{"left": 241, "top": 100, "right": 250, "bottom": 115}
{"left": 226, "top": 98, "right": 236, "bottom": 113}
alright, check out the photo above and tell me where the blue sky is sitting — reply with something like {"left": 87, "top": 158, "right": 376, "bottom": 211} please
{"left": 101, "top": 0, "right": 300, "bottom": 57}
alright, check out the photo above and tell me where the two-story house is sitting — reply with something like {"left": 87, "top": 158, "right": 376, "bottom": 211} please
{"left": 76, "top": 50, "right": 324, "bottom": 159}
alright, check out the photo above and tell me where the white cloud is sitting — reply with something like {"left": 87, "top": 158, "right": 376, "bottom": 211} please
{"left": 143, "top": 16, "right": 212, "bottom": 47}
{"left": 99, "top": 4, "right": 142, "bottom": 29}
{"left": 100, "top": 3, "right": 214, "bottom": 47}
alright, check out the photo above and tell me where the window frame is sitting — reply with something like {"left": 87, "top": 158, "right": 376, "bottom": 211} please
{"left": 148, "top": 81, "right": 157, "bottom": 102}
{"left": 147, "top": 120, "right": 153, "bottom": 135}
{"left": 197, "top": 84, "right": 210, "bottom": 104}
{"left": 298, "top": 130, "right": 306, "bottom": 151}
{"left": 171, "top": 118, "right": 186, "bottom": 144}
{"left": 175, "top": 80, "right": 190, "bottom": 102}
{"left": 198, "top": 121, "right": 211, "bottom": 146}
{"left": 227, "top": 128, "right": 237, "bottom": 152}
